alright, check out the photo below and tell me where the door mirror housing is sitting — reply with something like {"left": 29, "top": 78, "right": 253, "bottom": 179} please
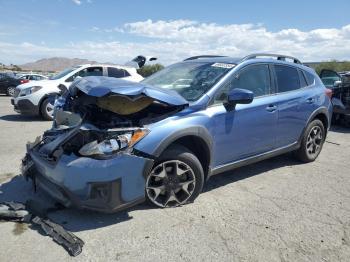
{"left": 224, "top": 88, "right": 254, "bottom": 111}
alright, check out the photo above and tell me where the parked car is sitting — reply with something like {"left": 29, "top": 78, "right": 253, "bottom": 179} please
{"left": 19, "top": 73, "right": 48, "bottom": 81}
{"left": 0, "top": 72, "right": 23, "bottom": 96}
{"left": 12, "top": 63, "right": 144, "bottom": 120}
{"left": 319, "top": 69, "right": 350, "bottom": 125}
{"left": 22, "top": 53, "right": 332, "bottom": 213}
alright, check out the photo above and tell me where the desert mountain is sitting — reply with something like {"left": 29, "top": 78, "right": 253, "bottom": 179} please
{"left": 20, "top": 57, "right": 99, "bottom": 72}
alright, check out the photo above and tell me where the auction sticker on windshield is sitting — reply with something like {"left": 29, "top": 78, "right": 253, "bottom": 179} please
{"left": 211, "top": 63, "right": 235, "bottom": 69}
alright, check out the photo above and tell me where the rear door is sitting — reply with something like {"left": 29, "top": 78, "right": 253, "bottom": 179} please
{"left": 0, "top": 74, "right": 11, "bottom": 92}
{"left": 273, "top": 65, "right": 319, "bottom": 147}
{"left": 0, "top": 74, "right": 7, "bottom": 89}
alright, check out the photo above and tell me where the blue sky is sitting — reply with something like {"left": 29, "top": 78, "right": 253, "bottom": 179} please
{"left": 0, "top": 0, "right": 350, "bottom": 64}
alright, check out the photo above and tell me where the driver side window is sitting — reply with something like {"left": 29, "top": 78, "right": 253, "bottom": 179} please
{"left": 214, "top": 64, "right": 271, "bottom": 104}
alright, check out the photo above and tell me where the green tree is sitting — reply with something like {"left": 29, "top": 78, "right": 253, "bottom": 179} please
{"left": 137, "top": 64, "right": 164, "bottom": 77}
{"left": 314, "top": 60, "right": 350, "bottom": 74}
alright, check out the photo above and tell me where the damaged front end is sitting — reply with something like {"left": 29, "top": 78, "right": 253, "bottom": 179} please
{"left": 22, "top": 76, "right": 188, "bottom": 212}
{"left": 332, "top": 75, "right": 350, "bottom": 120}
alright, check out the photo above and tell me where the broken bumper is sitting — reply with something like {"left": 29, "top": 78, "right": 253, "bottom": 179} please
{"left": 24, "top": 151, "right": 154, "bottom": 213}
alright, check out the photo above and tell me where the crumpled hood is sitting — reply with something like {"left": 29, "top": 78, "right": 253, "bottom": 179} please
{"left": 55, "top": 76, "right": 188, "bottom": 128}
{"left": 70, "top": 76, "right": 188, "bottom": 106}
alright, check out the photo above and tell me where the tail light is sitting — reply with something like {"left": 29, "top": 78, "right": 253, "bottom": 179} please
{"left": 20, "top": 79, "right": 29, "bottom": 84}
{"left": 325, "top": 88, "right": 333, "bottom": 99}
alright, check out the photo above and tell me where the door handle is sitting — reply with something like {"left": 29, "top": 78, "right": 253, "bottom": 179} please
{"left": 306, "top": 98, "right": 315, "bottom": 104}
{"left": 266, "top": 104, "right": 277, "bottom": 112}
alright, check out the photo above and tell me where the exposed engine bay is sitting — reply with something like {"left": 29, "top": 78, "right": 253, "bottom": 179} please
{"left": 32, "top": 76, "right": 188, "bottom": 161}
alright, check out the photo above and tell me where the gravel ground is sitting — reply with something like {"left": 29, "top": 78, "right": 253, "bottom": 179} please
{"left": 0, "top": 95, "right": 349, "bottom": 262}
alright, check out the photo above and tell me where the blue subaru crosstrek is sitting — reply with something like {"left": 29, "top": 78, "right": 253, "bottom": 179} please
{"left": 22, "top": 54, "right": 332, "bottom": 212}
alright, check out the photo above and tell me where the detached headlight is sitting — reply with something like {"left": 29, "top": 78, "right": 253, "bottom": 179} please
{"left": 22, "top": 86, "right": 42, "bottom": 96}
{"left": 79, "top": 129, "right": 149, "bottom": 157}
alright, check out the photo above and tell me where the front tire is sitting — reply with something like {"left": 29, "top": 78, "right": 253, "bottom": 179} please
{"left": 40, "top": 97, "right": 55, "bottom": 121}
{"left": 146, "top": 145, "right": 204, "bottom": 208}
{"left": 295, "top": 119, "right": 325, "bottom": 162}
{"left": 6, "top": 86, "right": 16, "bottom": 96}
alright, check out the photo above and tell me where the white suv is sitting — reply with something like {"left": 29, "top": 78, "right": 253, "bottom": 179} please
{"left": 12, "top": 64, "right": 143, "bottom": 120}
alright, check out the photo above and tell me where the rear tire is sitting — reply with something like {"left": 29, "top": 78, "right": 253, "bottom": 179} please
{"left": 145, "top": 145, "right": 204, "bottom": 208}
{"left": 40, "top": 97, "right": 55, "bottom": 121}
{"left": 295, "top": 119, "right": 325, "bottom": 162}
{"left": 6, "top": 86, "right": 15, "bottom": 96}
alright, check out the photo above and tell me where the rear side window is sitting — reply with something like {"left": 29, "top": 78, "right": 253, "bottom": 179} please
{"left": 298, "top": 70, "right": 308, "bottom": 88}
{"left": 303, "top": 71, "right": 315, "bottom": 86}
{"left": 275, "top": 65, "right": 300, "bottom": 92}
{"left": 30, "top": 75, "right": 44, "bottom": 80}
{"left": 108, "top": 67, "right": 131, "bottom": 78}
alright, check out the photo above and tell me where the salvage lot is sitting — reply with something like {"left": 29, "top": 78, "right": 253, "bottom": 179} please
{"left": 0, "top": 95, "right": 349, "bottom": 261}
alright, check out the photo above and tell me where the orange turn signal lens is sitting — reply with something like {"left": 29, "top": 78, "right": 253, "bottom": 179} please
{"left": 128, "top": 129, "right": 149, "bottom": 147}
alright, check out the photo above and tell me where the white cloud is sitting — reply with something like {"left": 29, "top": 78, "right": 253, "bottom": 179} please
{"left": 121, "top": 20, "right": 350, "bottom": 62}
{"left": 89, "top": 26, "right": 100, "bottom": 32}
{"left": 71, "top": 0, "right": 81, "bottom": 5}
{"left": 1, "top": 20, "right": 350, "bottom": 65}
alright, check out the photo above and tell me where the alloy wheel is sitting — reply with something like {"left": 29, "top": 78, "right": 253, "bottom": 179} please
{"left": 45, "top": 101, "right": 55, "bottom": 118}
{"left": 7, "top": 87, "right": 15, "bottom": 96}
{"left": 306, "top": 126, "right": 323, "bottom": 158}
{"left": 146, "top": 160, "right": 196, "bottom": 208}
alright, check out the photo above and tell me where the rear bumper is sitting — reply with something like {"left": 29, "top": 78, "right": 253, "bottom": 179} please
{"left": 23, "top": 150, "right": 154, "bottom": 213}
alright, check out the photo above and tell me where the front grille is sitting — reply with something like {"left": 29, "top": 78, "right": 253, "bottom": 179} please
{"left": 14, "top": 88, "right": 20, "bottom": 98}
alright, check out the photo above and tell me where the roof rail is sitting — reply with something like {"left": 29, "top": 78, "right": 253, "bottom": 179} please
{"left": 241, "top": 53, "right": 302, "bottom": 64}
{"left": 184, "top": 55, "right": 227, "bottom": 61}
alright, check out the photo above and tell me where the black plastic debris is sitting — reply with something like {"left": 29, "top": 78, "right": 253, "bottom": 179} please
{"left": 0, "top": 200, "right": 84, "bottom": 257}
{"left": 0, "top": 201, "right": 30, "bottom": 222}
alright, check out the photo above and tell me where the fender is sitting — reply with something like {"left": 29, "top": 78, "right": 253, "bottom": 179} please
{"left": 136, "top": 125, "right": 213, "bottom": 167}
{"left": 153, "top": 126, "right": 212, "bottom": 157}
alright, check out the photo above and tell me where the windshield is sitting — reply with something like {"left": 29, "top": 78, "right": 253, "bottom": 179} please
{"left": 142, "top": 62, "right": 235, "bottom": 101}
{"left": 50, "top": 66, "right": 81, "bottom": 80}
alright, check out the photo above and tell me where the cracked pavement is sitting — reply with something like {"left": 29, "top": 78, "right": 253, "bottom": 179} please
{"left": 0, "top": 95, "right": 349, "bottom": 261}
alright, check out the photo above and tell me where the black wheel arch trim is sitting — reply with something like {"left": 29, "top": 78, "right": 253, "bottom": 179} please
{"left": 298, "top": 107, "right": 330, "bottom": 143}
{"left": 151, "top": 126, "right": 213, "bottom": 168}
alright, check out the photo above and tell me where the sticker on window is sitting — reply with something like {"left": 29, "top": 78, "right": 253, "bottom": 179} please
{"left": 211, "top": 63, "right": 235, "bottom": 69}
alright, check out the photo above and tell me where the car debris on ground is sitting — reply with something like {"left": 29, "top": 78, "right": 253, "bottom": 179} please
{"left": 0, "top": 200, "right": 84, "bottom": 257}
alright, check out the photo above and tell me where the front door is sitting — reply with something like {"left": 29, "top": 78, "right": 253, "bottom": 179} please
{"left": 209, "top": 63, "right": 278, "bottom": 167}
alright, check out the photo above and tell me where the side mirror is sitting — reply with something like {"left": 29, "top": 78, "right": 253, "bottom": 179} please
{"left": 333, "top": 80, "right": 342, "bottom": 88}
{"left": 224, "top": 88, "right": 254, "bottom": 111}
